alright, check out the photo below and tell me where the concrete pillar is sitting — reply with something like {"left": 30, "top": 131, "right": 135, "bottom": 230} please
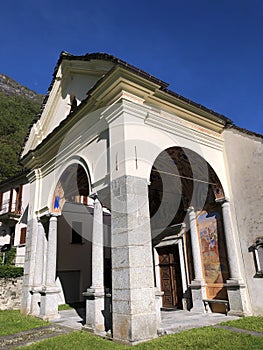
{"left": 187, "top": 206, "right": 206, "bottom": 312}
{"left": 221, "top": 199, "right": 248, "bottom": 316}
{"left": 30, "top": 219, "right": 46, "bottom": 315}
{"left": 39, "top": 215, "right": 60, "bottom": 320}
{"left": 83, "top": 195, "right": 105, "bottom": 335}
{"left": 111, "top": 175, "right": 157, "bottom": 345}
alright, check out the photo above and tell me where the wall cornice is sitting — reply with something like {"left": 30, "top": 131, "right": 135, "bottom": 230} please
{"left": 145, "top": 109, "right": 224, "bottom": 151}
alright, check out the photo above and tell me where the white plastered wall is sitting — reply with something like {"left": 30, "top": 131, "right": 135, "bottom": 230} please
{"left": 223, "top": 128, "right": 263, "bottom": 315}
{"left": 106, "top": 100, "right": 230, "bottom": 198}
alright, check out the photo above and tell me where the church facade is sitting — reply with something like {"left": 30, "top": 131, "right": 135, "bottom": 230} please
{"left": 20, "top": 52, "right": 263, "bottom": 344}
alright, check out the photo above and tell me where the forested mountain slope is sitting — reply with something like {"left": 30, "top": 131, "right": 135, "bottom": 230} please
{"left": 0, "top": 74, "right": 43, "bottom": 181}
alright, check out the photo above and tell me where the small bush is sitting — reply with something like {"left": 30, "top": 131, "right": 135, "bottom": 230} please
{"left": 0, "top": 247, "right": 16, "bottom": 265}
{"left": 0, "top": 265, "right": 24, "bottom": 278}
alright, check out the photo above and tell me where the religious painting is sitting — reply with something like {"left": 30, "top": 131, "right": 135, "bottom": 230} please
{"left": 198, "top": 210, "right": 229, "bottom": 284}
{"left": 211, "top": 184, "right": 225, "bottom": 201}
{"left": 51, "top": 181, "right": 65, "bottom": 214}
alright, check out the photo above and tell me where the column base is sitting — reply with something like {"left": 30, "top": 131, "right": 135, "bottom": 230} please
{"left": 112, "top": 312, "right": 158, "bottom": 345}
{"left": 155, "top": 288, "right": 164, "bottom": 329}
{"left": 83, "top": 288, "right": 106, "bottom": 336}
{"left": 30, "top": 287, "right": 42, "bottom": 316}
{"left": 190, "top": 280, "right": 207, "bottom": 313}
{"left": 39, "top": 287, "right": 60, "bottom": 321}
{"left": 226, "top": 279, "right": 250, "bottom": 316}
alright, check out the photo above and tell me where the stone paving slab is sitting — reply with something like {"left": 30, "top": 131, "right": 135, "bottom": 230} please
{"left": 52, "top": 308, "right": 85, "bottom": 330}
{"left": 214, "top": 325, "right": 263, "bottom": 337}
{"left": 159, "top": 310, "right": 240, "bottom": 334}
{"left": 0, "top": 324, "right": 73, "bottom": 350}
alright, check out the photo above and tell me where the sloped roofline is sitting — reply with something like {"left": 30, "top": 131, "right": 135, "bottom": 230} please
{"left": 54, "top": 51, "right": 232, "bottom": 123}
{"left": 22, "top": 51, "right": 252, "bottom": 160}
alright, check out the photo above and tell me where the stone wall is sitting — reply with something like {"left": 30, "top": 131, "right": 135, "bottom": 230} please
{"left": 224, "top": 128, "right": 263, "bottom": 315}
{"left": 0, "top": 277, "right": 23, "bottom": 310}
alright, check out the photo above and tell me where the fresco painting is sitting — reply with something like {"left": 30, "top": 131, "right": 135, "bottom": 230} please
{"left": 51, "top": 181, "right": 65, "bottom": 214}
{"left": 198, "top": 211, "right": 228, "bottom": 284}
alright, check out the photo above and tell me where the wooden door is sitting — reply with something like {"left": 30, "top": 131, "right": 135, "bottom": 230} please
{"left": 158, "top": 246, "right": 183, "bottom": 309}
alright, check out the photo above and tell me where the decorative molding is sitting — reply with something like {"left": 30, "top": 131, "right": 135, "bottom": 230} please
{"left": 145, "top": 110, "right": 224, "bottom": 151}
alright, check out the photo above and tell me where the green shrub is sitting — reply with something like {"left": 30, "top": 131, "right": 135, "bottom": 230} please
{"left": 3, "top": 247, "right": 16, "bottom": 265}
{"left": 0, "top": 247, "right": 16, "bottom": 265}
{"left": 0, "top": 265, "right": 24, "bottom": 278}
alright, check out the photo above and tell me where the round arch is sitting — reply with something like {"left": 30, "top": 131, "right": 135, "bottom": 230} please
{"left": 150, "top": 146, "right": 230, "bottom": 312}
{"left": 149, "top": 146, "right": 225, "bottom": 231}
{"left": 49, "top": 157, "right": 91, "bottom": 214}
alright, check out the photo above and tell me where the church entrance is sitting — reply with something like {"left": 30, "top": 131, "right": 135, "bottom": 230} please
{"left": 158, "top": 245, "right": 183, "bottom": 309}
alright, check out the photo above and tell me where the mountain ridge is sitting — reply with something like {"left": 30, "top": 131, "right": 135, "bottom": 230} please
{"left": 0, "top": 73, "right": 43, "bottom": 104}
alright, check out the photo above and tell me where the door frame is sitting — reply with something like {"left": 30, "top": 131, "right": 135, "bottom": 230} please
{"left": 157, "top": 244, "right": 183, "bottom": 309}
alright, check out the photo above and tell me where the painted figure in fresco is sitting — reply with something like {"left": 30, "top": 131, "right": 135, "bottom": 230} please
{"left": 54, "top": 195, "right": 60, "bottom": 210}
{"left": 208, "top": 227, "right": 217, "bottom": 250}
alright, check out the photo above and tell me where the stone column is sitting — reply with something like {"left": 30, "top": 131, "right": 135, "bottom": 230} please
{"left": 187, "top": 206, "right": 206, "bottom": 312}
{"left": 83, "top": 196, "right": 105, "bottom": 335}
{"left": 111, "top": 175, "right": 157, "bottom": 344}
{"left": 40, "top": 214, "right": 60, "bottom": 320}
{"left": 30, "top": 218, "right": 46, "bottom": 315}
{"left": 153, "top": 248, "right": 163, "bottom": 331}
{"left": 221, "top": 199, "right": 248, "bottom": 316}
{"left": 221, "top": 200, "right": 243, "bottom": 282}
{"left": 178, "top": 238, "right": 190, "bottom": 310}
{"left": 45, "top": 215, "right": 58, "bottom": 287}
{"left": 21, "top": 170, "right": 41, "bottom": 316}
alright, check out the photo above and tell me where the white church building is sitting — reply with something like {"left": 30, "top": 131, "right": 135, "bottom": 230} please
{"left": 20, "top": 52, "right": 263, "bottom": 345}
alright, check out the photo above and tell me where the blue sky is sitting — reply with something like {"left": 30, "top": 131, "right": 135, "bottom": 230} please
{"left": 0, "top": 0, "right": 262, "bottom": 134}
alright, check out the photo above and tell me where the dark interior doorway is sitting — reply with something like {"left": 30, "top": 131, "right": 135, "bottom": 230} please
{"left": 158, "top": 245, "right": 183, "bottom": 309}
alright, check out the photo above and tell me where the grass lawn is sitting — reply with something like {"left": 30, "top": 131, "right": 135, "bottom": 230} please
{"left": 220, "top": 316, "right": 263, "bottom": 332}
{"left": 1, "top": 310, "right": 263, "bottom": 350}
{"left": 17, "top": 326, "right": 263, "bottom": 350}
{"left": 0, "top": 310, "right": 48, "bottom": 337}
{"left": 58, "top": 302, "right": 85, "bottom": 311}
{"left": 58, "top": 304, "right": 73, "bottom": 311}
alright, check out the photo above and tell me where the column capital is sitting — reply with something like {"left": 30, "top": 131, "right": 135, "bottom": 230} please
{"left": 221, "top": 197, "right": 230, "bottom": 205}
{"left": 50, "top": 213, "right": 59, "bottom": 217}
{"left": 216, "top": 197, "right": 230, "bottom": 205}
{"left": 89, "top": 193, "right": 102, "bottom": 206}
{"left": 49, "top": 214, "right": 58, "bottom": 222}
{"left": 187, "top": 206, "right": 195, "bottom": 213}
{"left": 89, "top": 192, "right": 98, "bottom": 200}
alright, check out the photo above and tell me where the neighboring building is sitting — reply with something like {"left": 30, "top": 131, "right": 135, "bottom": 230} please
{"left": 19, "top": 52, "right": 263, "bottom": 345}
{"left": 0, "top": 172, "right": 30, "bottom": 266}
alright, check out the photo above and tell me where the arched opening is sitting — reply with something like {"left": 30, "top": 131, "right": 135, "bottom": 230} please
{"left": 149, "top": 147, "right": 229, "bottom": 313}
{"left": 52, "top": 163, "right": 111, "bottom": 309}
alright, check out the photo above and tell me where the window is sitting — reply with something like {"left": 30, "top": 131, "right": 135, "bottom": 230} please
{"left": 71, "top": 221, "right": 83, "bottom": 244}
{"left": 249, "top": 237, "right": 263, "bottom": 277}
{"left": 8, "top": 189, "right": 13, "bottom": 212}
{"left": 15, "top": 185, "right": 23, "bottom": 213}
{"left": 20, "top": 227, "right": 27, "bottom": 245}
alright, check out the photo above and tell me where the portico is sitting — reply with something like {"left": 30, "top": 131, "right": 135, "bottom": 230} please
{"left": 20, "top": 52, "right": 253, "bottom": 345}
